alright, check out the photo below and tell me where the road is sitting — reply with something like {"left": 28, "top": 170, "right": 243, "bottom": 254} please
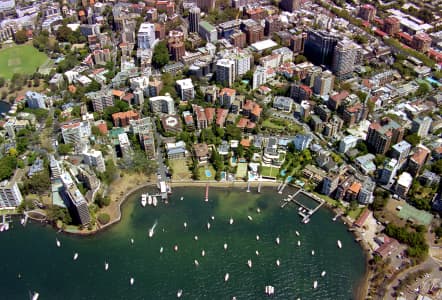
{"left": 152, "top": 120, "right": 168, "bottom": 182}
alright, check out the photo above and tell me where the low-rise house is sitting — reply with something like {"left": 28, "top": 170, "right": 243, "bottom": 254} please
{"left": 193, "top": 143, "right": 210, "bottom": 164}
{"left": 165, "top": 141, "right": 187, "bottom": 160}
{"left": 273, "top": 96, "right": 293, "bottom": 112}
{"left": 395, "top": 172, "right": 413, "bottom": 198}
{"left": 355, "top": 153, "right": 376, "bottom": 174}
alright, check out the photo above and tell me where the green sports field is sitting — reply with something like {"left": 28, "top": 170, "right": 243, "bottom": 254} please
{"left": 0, "top": 45, "right": 49, "bottom": 79}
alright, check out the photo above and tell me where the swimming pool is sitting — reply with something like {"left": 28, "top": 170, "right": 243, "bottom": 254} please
{"left": 205, "top": 169, "right": 212, "bottom": 178}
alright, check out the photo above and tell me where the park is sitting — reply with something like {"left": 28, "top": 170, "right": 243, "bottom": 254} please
{"left": 0, "top": 44, "right": 49, "bottom": 79}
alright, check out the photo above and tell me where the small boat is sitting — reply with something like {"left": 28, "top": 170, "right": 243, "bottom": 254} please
{"left": 211, "top": 216, "right": 215, "bottom": 220}
{"left": 194, "top": 235, "right": 198, "bottom": 241}
{"left": 31, "top": 292, "right": 40, "bottom": 300}
{"left": 184, "top": 222, "right": 187, "bottom": 229}
{"left": 147, "top": 195, "right": 153, "bottom": 206}
{"left": 224, "top": 273, "right": 230, "bottom": 282}
{"left": 224, "top": 243, "right": 228, "bottom": 251}
{"left": 337, "top": 240, "right": 342, "bottom": 249}
{"left": 20, "top": 218, "right": 25, "bottom": 225}
{"left": 56, "top": 239, "right": 61, "bottom": 248}
{"left": 160, "top": 247, "right": 164, "bottom": 254}
{"left": 247, "top": 259, "right": 252, "bottom": 268}
{"left": 298, "top": 207, "right": 303, "bottom": 211}
{"left": 256, "top": 208, "right": 261, "bottom": 213}
{"left": 201, "top": 250, "right": 205, "bottom": 257}
{"left": 276, "top": 237, "right": 280, "bottom": 245}
{"left": 194, "top": 259, "right": 199, "bottom": 267}
{"left": 177, "top": 289, "right": 183, "bottom": 298}
{"left": 130, "top": 238, "right": 134, "bottom": 244}
{"left": 256, "top": 235, "right": 260, "bottom": 241}
{"left": 152, "top": 196, "right": 158, "bottom": 207}
{"left": 276, "top": 259, "right": 280, "bottom": 267}
{"left": 321, "top": 271, "right": 326, "bottom": 277}
{"left": 73, "top": 253, "right": 78, "bottom": 260}
{"left": 295, "top": 231, "right": 300, "bottom": 236}
{"left": 297, "top": 240, "right": 301, "bottom": 247}
{"left": 130, "top": 278, "right": 134, "bottom": 286}
{"left": 248, "top": 215, "right": 253, "bottom": 221}
{"left": 229, "top": 218, "right": 234, "bottom": 225}
{"left": 311, "top": 250, "right": 315, "bottom": 256}
{"left": 265, "top": 285, "right": 275, "bottom": 295}
{"left": 104, "top": 262, "right": 109, "bottom": 271}
{"left": 174, "top": 245, "right": 178, "bottom": 252}
{"left": 141, "top": 194, "right": 147, "bottom": 207}
{"left": 255, "top": 250, "right": 260, "bottom": 256}
{"left": 148, "top": 229, "right": 154, "bottom": 238}
{"left": 180, "top": 196, "right": 184, "bottom": 201}
{"left": 303, "top": 218, "right": 310, "bottom": 224}
{"left": 207, "top": 222, "right": 211, "bottom": 230}
{"left": 313, "top": 281, "right": 318, "bottom": 289}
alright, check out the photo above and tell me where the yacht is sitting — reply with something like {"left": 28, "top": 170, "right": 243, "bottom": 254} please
{"left": 20, "top": 218, "right": 25, "bottom": 225}
{"left": 256, "top": 235, "right": 260, "bottom": 241}
{"left": 224, "top": 243, "right": 228, "bottom": 251}
{"left": 337, "top": 240, "right": 342, "bottom": 249}
{"left": 104, "top": 262, "right": 109, "bottom": 271}
{"left": 152, "top": 196, "right": 158, "bottom": 207}
{"left": 177, "top": 289, "right": 183, "bottom": 298}
{"left": 297, "top": 240, "right": 301, "bottom": 247}
{"left": 255, "top": 250, "right": 260, "bottom": 256}
{"left": 295, "top": 231, "right": 300, "bottom": 236}
{"left": 141, "top": 194, "right": 147, "bottom": 207}
{"left": 321, "top": 271, "right": 326, "bottom": 277}
{"left": 265, "top": 285, "right": 275, "bottom": 295}
{"left": 229, "top": 218, "right": 234, "bottom": 225}
{"left": 207, "top": 222, "right": 211, "bottom": 230}
{"left": 56, "top": 239, "right": 61, "bottom": 248}
{"left": 147, "top": 195, "right": 153, "bottom": 206}
{"left": 194, "top": 235, "right": 198, "bottom": 241}
{"left": 31, "top": 292, "right": 40, "bottom": 300}
{"left": 148, "top": 229, "right": 154, "bottom": 238}
{"left": 180, "top": 196, "right": 184, "bottom": 201}
{"left": 73, "top": 253, "right": 78, "bottom": 260}
{"left": 130, "top": 238, "right": 134, "bottom": 244}
{"left": 247, "top": 259, "right": 252, "bottom": 268}
{"left": 194, "top": 259, "right": 199, "bottom": 267}
{"left": 201, "top": 250, "right": 205, "bottom": 257}
{"left": 174, "top": 245, "right": 179, "bottom": 252}
{"left": 256, "top": 208, "right": 261, "bottom": 213}
{"left": 130, "top": 278, "right": 134, "bottom": 286}
{"left": 211, "top": 216, "right": 215, "bottom": 220}
{"left": 311, "top": 250, "right": 315, "bottom": 256}
{"left": 247, "top": 215, "right": 253, "bottom": 221}
{"left": 276, "top": 259, "right": 280, "bottom": 267}
{"left": 276, "top": 237, "right": 280, "bottom": 245}
{"left": 313, "top": 281, "right": 318, "bottom": 289}
{"left": 303, "top": 218, "right": 310, "bottom": 224}
{"left": 184, "top": 222, "right": 187, "bottom": 229}
{"left": 224, "top": 273, "right": 230, "bottom": 282}
{"left": 160, "top": 247, "right": 164, "bottom": 254}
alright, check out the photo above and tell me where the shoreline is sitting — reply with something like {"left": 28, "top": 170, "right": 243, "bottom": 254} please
{"left": 61, "top": 179, "right": 372, "bottom": 297}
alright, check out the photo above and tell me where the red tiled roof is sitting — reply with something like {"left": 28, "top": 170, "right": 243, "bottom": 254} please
{"left": 220, "top": 88, "right": 236, "bottom": 97}
{"left": 236, "top": 118, "right": 248, "bottom": 128}
{"left": 354, "top": 208, "right": 370, "bottom": 228}
{"left": 204, "top": 107, "right": 215, "bottom": 122}
{"left": 411, "top": 147, "right": 430, "bottom": 166}
{"left": 331, "top": 91, "right": 349, "bottom": 102}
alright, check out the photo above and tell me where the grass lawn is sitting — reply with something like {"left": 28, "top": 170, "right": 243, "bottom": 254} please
{"left": 236, "top": 162, "right": 248, "bottom": 179}
{"left": 260, "top": 165, "right": 279, "bottom": 178}
{"left": 347, "top": 207, "right": 363, "bottom": 220}
{"left": 168, "top": 159, "right": 192, "bottom": 180}
{"left": 261, "top": 118, "right": 303, "bottom": 134}
{"left": 0, "top": 44, "right": 49, "bottom": 79}
{"left": 262, "top": 118, "right": 284, "bottom": 130}
{"left": 198, "top": 165, "right": 216, "bottom": 180}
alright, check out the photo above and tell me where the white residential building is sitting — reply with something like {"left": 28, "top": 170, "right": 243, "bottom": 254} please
{"left": 339, "top": 135, "right": 358, "bottom": 153}
{"left": 395, "top": 172, "right": 413, "bottom": 197}
{"left": 149, "top": 94, "right": 176, "bottom": 115}
{"left": 83, "top": 149, "right": 106, "bottom": 173}
{"left": 411, "top": 116, "right": 432, "bottom": 137}
{"left": 61, "top": 121, "right": 91, "bottom": 145}
{"left": 176, "top": 78, "right": 195, "bottom": 101}
{"left": 0, "top": 178, "right": 23, "bottom": 208}
{"left": 25, "top": 91, "right": 47, "bottom": 109}
{"left": 118, "top": 133, "right": 132, "bottom": 158}
{"left": 138, "top": 23, "right": 157, "bottom": 50}
{"left": 216, "top": 59, "right": 236, "bottom": 87}
{"left": 130, "top": 76, "right": 150, "bottom": 94}
{"left": 252, "top": 66, "right": 266, "bottom": 90}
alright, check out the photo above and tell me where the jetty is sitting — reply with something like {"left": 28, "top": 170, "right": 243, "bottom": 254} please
{"left": 282, "top": 190, "right": 325, "bottom": 224}
{"left": 204, "top": 184, "right": 209, "bottom": 202}
{"left": 246, "top": 181, "right": 251, "bottom": 192}
{"left": 257, "top": 182, "right": 262, "bottom": 193}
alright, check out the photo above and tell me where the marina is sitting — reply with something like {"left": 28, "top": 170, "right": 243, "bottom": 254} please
{"left": 281, "top": 190, "right": 325, "bottom": 224}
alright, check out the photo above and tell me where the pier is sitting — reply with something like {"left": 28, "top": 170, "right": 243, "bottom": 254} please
{"left": 205, "top": 184, "right": 209, "bottom": 202}
{"left": 246, "top": 181, "right": 251, "bottom": 192}
{"left": 281, "top": 190, "right": 325, "bottom": 224}
{"left": 257, "top": 182, "right": 262, "bottom": 193}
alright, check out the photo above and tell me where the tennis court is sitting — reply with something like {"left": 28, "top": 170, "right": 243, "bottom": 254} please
{"left": 397, "top": 203, "right": 433, "bottom": 226}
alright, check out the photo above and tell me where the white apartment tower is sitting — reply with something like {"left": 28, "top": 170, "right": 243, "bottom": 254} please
{"left": 216, "top": 59, "right": 236, "bottom": 87}
{"left": 331, "top": 40, "right": 361, "bottom": 80}
{"left": 176, "top": 78, "right": 195, "bottom": 101}
{"left": 138, "top": 23, "right": 157, "bottom": 50}
{"left": 83, "top": 149, "right": 106, "bottom": 173}
{"left": 0, "top": 179, "right": 23, "bottom": 208}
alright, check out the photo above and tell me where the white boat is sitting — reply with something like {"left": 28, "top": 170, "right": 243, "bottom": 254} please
{"left": 184, "top": 222, "right": 187, "bottom": 229}
{"left": 265, "top": 285, "right": 275, "bottom": 295}
{"left": 256, "top": 235, "right": 260, "bottom": 241}
{"left": 104, "top": 262, "right": 109, "bottom": 271}
{"left": 141, "top": 194, "right": 147, "bottom": 207}
{"left": 31, "top": 292, "right": 40, "bottom": 300}
{"left": 224, "top": 273, "right": 230, "bottom": 282}
{"left": 177, "top": 289, "right": 183, "bottom": 298}
{"left": 174, "top": 245, "right": 178, "bottom": 252}
{"left": 248, "top": 215, "right": 253, "bottom": 221}
{"left": 256, "top": 208, "right": 261, "bottom": 213}
{"left": 297, "top": 240, "right": 301, "bottom": 247}
{"left": 180, "top": 196, "right": 184, "bottom": 201}
{"left": 224, "top": 243, "right": 228, "bottom": 251}
{"left": 148, "top": 229, "right": 154, "bottom": 238}
{"left": 337, "top": 240, "right": 342, "bottom": 249}
{"left": 130, "top": 278, "right": 134, "bottom": 286}
{"left": 276, "top": 237, "right": 280, "bottom": 245}
{"left": 255, "top": 250, "right": 260, "bottom": 256}
{"left": 201, "top": 250, "right": 205, "bottom": 257}
{"left": 194, "top": 259, "right": 199, "bottom": 267}
{"left": 295, "top": 231, "right": 300, "bottom": 236}
{"left": 73, "top": 253, "right": 78, "bottom": 260}
{"left": 303, "top": 218, "right": 310, "bottom": 224}
{"left": 194, "top": 235, "right": 198, "bottom": 241}
{"left": 207, "top": 222, "right": 211, "bottom": 230}
{"left": 152, "top": 196, "right": 158, "bottom": 207}
{"left": 160, "top": 247, "right": 164, "bottom": 254}
{"left": 313, "top": 281, "right": 318, "bottom": 289}
{"left": 3, "top": 223, "right": 9, "bottom": 231}
{"left": 321, "top": 271, "right": 326, "bottom": 277}
{"left": 211, "top": 216, "right": 215, "bottom": 220}
{"left": 311, "top": 250, "right": 315, "bottom": 256}
{"left": 247, "top": 259, "right": 252, "bottom": 268}
{"left": 130, "top": 238, "right": 134, "bottom": 244}
{"left": 229, "top": 218, "right": 234, "bottom": 225}
{"left": 20, "top": 218, "right": 25, "bottom": 225}
{"left": 276, "top": 259, "right": 280, "bottom": 267}
{"left": 147, "top": 195, "right": 153, "bottom": 206}
{"left": 56, "top": 239, "right": 61, "bottom": 248}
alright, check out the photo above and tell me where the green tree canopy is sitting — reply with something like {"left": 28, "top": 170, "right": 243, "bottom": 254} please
{"left": 14, "top": 30, "right": 28, "bottom": 44}
{"left": 405, "top": 133, "right": 421, "bottom": 147}
{"left": 152, "top": 41, "right": 170, "bottom": 69}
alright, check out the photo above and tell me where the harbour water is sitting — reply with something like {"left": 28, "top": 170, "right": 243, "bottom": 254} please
{"left": 0, "top": 187, "right": 366, "bottom": 299}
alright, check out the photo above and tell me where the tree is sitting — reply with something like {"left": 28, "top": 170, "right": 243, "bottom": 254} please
{"left": 294, "top": 55, "right": 307, "bottom": 64}
{"left": 22, "top": 170, "right": 51, "bottom": 195}
{"left": 415, "top": 82, "right": 431, "bottom": 97}
{"left": 431, "top": 159, "right": 442, "bottom": 175}
{"left": 405, "top": 133, "right": 420, "bottom": 147}
{"left": 95, "top": 193, "right": 111, "bottom": 208}
{"left": 353, "top": 34, "right": 368, "bottom": 45}
{"left": 56, "top": 25, "right": 74, "bottom": 43}
{"left": 152, "top": 41, "right": 170, "bottom": 69}
{"left": 58, "top": 143, "right": 73, "bottom": 155}
{"left": 0, "top": 77, "right": 5, "bottom": 87}
{"left": 0, "top": 156, "right": 17, "bottom": 180}
{"left": 97, "top": 213, "right": 110, "bottom": 224}
{"left": 14, "top": 30, "right": 28, "bottom": 44}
